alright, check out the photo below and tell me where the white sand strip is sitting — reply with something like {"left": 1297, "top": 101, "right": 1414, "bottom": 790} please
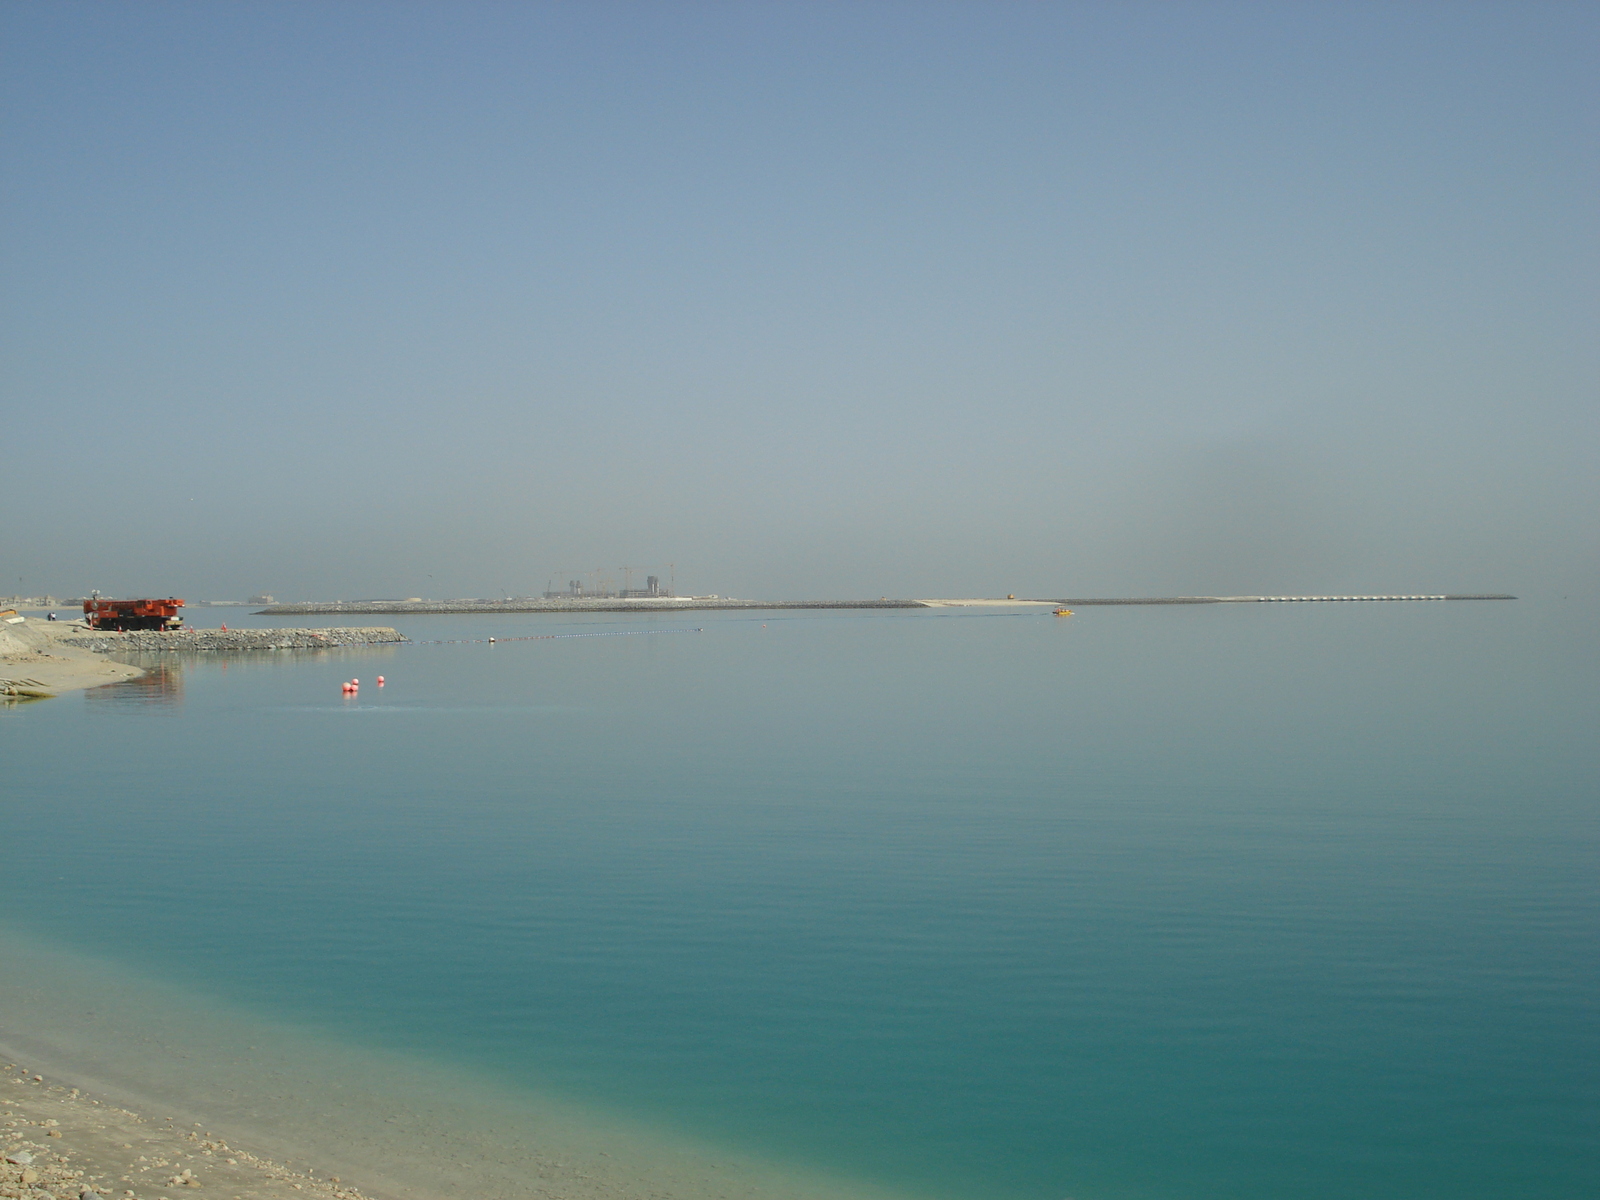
{"left": 916, "top": 599, "right": 1057, "bottom": 607}
{"left": 0, "top": 618, "right": 143, "bottom": 697}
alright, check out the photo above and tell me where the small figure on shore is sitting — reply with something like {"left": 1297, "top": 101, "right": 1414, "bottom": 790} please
{"left": 46, "top": 611, "right": 56, "bottom": 621}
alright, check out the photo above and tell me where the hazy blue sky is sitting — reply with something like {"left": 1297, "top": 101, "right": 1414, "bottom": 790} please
{"left": 3, "top": 1, "right": 1595, "bottom": 601}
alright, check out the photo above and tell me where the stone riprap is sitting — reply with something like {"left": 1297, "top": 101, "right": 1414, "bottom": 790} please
{"left": 60, "top": 627, "right": 406, "bottom": 653}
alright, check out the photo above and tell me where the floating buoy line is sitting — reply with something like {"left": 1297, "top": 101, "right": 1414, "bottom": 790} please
{"left": 340, "top": 630, "right": 704, "bottom": 693}
{"left": 409, "top": 628, "right": 706, "bottom": 646}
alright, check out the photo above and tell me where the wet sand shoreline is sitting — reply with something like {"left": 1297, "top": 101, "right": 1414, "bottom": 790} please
{"left": 0, "top": 619, "right": 144, "bottom": 699}
{"left": 2, "top": 1060, "right": 360, "bottom": 1200}
{"left": 0, "top": 930, "right": 905, "bottom": 1200}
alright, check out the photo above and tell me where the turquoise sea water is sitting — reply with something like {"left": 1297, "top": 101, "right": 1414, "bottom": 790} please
{"left": 1, "top": 603, "right": 1595, "bottom": 1199}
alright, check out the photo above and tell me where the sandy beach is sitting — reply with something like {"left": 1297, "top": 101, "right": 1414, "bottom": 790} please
{"left": 0, "top": 926, "right": 908, "bottom": 1200}
{"left": 2, "top": 1062, "right": 358, "bottom": 1200}
{"left": 0, "top": 618, "right": 144, "bottom": 698}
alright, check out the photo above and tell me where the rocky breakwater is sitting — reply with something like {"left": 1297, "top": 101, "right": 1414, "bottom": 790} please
{"left": 61, "top": 627, "right": 406, "bottom": 653}
{"left": 261, "top": 598, "right": 930, "bottom": 615}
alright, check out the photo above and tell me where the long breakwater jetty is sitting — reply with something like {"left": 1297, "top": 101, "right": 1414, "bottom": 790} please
{"left": 256, "top": 595, "right": 1515, "bottom": 616}
{"left": 258, "top": 599, "right": 927, "bottom": 615}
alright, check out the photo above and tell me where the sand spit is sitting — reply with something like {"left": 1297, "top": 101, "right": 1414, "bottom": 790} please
{"left": 1, "top": 1064, "right": 357, "bottom": 1200}
{"left": 917, "top": 599, "right": 1057, "bottom": 607}
{"left": 0, "top": 621, "right": 142, "bottom": 699}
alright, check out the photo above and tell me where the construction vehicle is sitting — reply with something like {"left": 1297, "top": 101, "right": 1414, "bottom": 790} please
{"left": 83, "top": 597, "right": 186, "bottom": 631}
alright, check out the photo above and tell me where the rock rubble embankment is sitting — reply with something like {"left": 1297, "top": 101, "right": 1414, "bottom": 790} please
{"left": 60, "top": 627, "right": 406, "bottom": 653}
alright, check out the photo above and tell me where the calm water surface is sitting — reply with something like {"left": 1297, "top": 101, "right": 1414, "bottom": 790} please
{"left": 2, "top": 604, "right": 1595, "bottom": 1199}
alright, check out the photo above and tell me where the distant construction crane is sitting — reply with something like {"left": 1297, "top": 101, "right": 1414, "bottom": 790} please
{"left": 541, "top": 564, "right": 676, "bottom": 600}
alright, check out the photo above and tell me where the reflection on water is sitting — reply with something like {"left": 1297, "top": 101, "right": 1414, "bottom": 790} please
{"left": 86, "top": 662, "right": 185, "bottom": 708}
{"left": 0, "top": 692, "right": 53, "bottom": 710}
{"left": 84, "top": 645, "right": 400, "bottom": 709}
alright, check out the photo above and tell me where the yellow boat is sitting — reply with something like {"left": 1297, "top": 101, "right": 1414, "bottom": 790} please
{"left": 1053, "top": 607, "right": 1074, "bottom": 617}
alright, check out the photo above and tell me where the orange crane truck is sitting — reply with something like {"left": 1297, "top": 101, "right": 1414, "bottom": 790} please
{"left": 83, "top": 597, "right": 186, "bottom": 631}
